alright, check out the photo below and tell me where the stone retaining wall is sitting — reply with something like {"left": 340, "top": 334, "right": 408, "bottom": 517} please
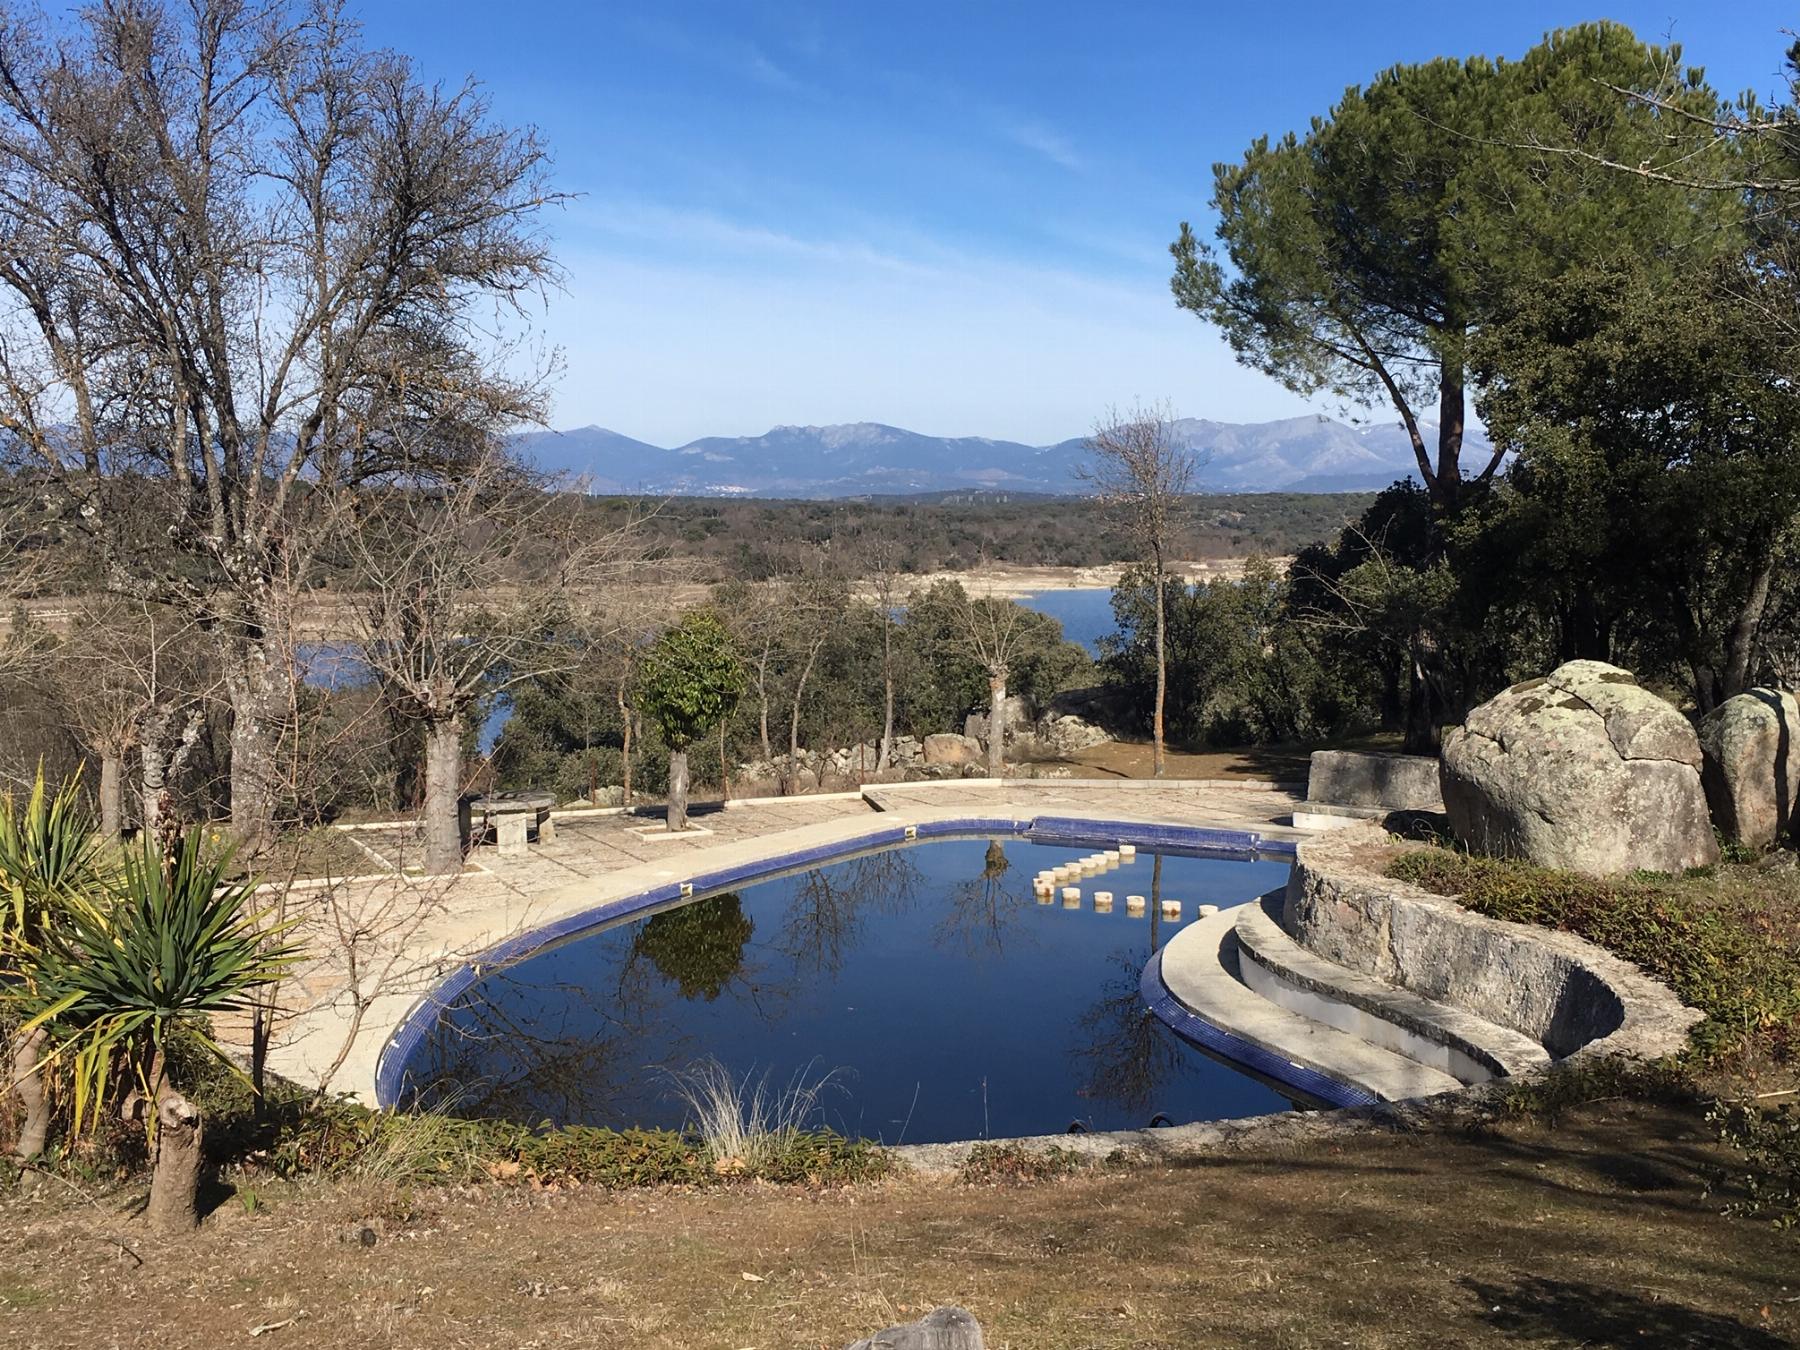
{"left": 1306, "top": 749, "right": 1445, "bottom": 812}
{"left": 1282, "top": 825, "right": 1700, "bottom": 1060}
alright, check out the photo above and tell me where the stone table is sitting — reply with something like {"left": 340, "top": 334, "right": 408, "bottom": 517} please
{"left": 463, "top": 790, "right": 557, "bottom": 856}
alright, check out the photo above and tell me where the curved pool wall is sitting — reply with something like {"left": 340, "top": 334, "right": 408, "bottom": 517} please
{"left": 373, "top": 814, "right": 1299, "bottom": 1110}
{"left": 1137, "top": 944, "right": 1380, "bottom": 1110}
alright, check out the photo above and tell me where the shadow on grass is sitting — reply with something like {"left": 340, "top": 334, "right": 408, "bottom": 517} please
{"left": 1465, "top": 1276, "right": 1789, "bottom": 1348}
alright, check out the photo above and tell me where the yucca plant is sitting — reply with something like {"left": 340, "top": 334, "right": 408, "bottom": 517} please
{"left": 0, "top": 767, "right": 108, "bottom": 947}
{"left": 16, "top": 827, "right": 300, "bottom": 1231}
{"left": 0, "top": 768, "right": 113, "bottom": 1166}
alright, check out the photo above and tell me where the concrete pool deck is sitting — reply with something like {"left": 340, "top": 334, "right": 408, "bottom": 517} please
{"left": 263, "top": 777, "right": 1309, "bottom": 1106}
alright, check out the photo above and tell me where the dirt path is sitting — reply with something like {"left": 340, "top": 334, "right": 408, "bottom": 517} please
{"left": 3, "top": 1100, "right": 1791, "bottom": 1349}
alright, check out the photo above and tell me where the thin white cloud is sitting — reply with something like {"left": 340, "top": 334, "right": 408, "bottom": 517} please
{"left": 624, "top": 17, "right": 812, "bottom": 97}
{"left": 743, "top": 43, "right": 802, "bottom": 93}
{"left": 563, "top": 198, "right": 1166, "bottom": 316}
{"left": 999, "top": 117, "right": 1085, "bottom": 172}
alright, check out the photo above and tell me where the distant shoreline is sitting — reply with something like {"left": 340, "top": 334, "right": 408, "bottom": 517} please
{"left": 6, "top": 558, "right": 1279, "bottom": 638}
{"left": 888, "top": 557, "right": 1281, "bottom": 600}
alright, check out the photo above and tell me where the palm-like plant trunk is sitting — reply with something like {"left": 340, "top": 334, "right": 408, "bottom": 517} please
{"left": 7, "top": 1026, "right": 49, "bottom": 1164}
{"left": 422, "top": 714, "right": 464, "bottom": 875}
{"left": 148, "top": 1079, "right": 204, "bottom": 1233}
{"left": 667, "top": 749, "right": 689, "bottom": 832}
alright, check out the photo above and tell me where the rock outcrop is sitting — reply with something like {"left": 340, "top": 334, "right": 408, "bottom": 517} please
{"left": 1440, "top": 660, "right": 1717, "bottom": 876}
{"left": 1698, "top": 687, "right": 1800, "bottom": 849}
{"left": 963, "top": 695, "right": 1032, "bottom": 747}
{"left": 844, "top": 1307, "right": 985, "bottom": 1350}
{"left": 1026, "top": 712, "right": 1110, "bottom": 758}
{"left": 921, "top": 732, "right": 985, "bottom": 767}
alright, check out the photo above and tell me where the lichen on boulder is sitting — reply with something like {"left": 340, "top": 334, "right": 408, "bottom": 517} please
{"left": 1698, "top": 687, "right": 1800, "bottom": 850}
{"left": 1440, "top": 660, "right": 1717, "bottom": 876}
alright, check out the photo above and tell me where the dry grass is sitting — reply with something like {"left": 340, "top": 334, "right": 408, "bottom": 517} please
{"left": 661, "top": 1057, "right": 844, "bottom": 1173}
{"left": 1, "top": 1098, "right": 1794, "bottom": 1349}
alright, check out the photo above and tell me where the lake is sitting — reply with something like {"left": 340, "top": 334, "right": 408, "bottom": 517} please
{"left": 297, "top": 586, "right": 1123, "bottom": 752}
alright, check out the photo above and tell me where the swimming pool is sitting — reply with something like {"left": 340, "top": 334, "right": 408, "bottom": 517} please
{"left": 385, "top": 835, "right": 1297, "bottom": 1144}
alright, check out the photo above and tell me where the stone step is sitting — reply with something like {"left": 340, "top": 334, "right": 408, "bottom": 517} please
{"left": 1233, "top": 895, "right": 1552, "bottom": 1085}
{"left": 1154, "top": 906, "right": 1463, "bottom": 1104}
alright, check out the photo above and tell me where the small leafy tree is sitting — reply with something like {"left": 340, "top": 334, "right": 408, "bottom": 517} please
{"left": 13, "top": 830, "right": 298, "bottom": 1232}
{"left": 637, "top": 612, "right": 748, "bottom": 832}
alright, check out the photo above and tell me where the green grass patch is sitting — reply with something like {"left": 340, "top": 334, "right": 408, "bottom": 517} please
{"left": 1707, "top": 1099, "right": 1800, "bottom": 1229}
{"left": 959, "top": 1142, "right": 1089, "bottom": 1184}
{"left": 267, "top": 1104, "right": 889, "bottom": 1189}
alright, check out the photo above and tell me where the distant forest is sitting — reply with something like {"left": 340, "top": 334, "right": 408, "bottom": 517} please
{"left": 577, "top": 491, "right": 1377, "bottom": 577}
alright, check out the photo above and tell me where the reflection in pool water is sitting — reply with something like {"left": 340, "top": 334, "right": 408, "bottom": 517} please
{"left": 398, "top": 837, "right": 1296, "bottom": 1143}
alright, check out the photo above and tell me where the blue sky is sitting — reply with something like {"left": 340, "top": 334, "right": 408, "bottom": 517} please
{"left": 357, "top": 2, "right": 1793, "bottom": 447}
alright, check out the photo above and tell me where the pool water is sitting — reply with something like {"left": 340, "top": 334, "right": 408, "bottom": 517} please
{"left": 396, "top": 837, "right": 1296, "bottom": 1144}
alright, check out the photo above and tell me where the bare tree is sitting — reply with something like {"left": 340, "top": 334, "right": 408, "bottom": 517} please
{"left": 0, "top": 1, "right": 561, "bottom": 849}
{"left": 0, "top": 493, "right": 58, "bottom": 683}
{"left": 714, "top": 580, "right": 788, "bottom": 771}
{"left": 1083, "top": 403, "right": 1196, "bottom": 778}
{"left": 954, "top": 584, "right": 1031, "bottom": 779}
{"left": 781, "top": 573, "right": 848, "bottom": 795}
{"left": 49, "top": 599, "right": 214, "bottom": 838}
{"left": 862, "top": 540, "right": 905, "bottom": 771}
{"left": 344, "top": 450, "right": 643, "bottom": 873}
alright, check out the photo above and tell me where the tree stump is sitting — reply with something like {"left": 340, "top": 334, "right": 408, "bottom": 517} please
{"left": 147, "top": 1088, "right": 204, "bottom": 1233}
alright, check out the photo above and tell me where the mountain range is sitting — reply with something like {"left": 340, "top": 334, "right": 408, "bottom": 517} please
{"left": 511, "top": 414, "right": 1489, "bottom": 498}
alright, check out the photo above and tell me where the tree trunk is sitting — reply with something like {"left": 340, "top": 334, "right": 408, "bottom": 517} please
{"left": 222, "top": 644, "right": 285, "bottom": 853}
{"left": 422, "top": 713, "right": 464, "bottom": 875}
{"left": 140, "top": 715, "right": 171, "bottom": 838}
{"left": 139, "top": 702, "right": 206, "bottom": 839}
{"left": 147, "top": 1082, "right": 204, "bottom": 1234}
{"left": 755, "top": 650, "right": 773, "bottom": 766}
{"left": 1402, "top": 632, "right": 1446, "bottom": 755}
{"left": 877, "top": 616, "right": 895, "bottom": 771}
{"left": 7, "top": 1026, "right": 49, "bottom": 1163}
{"left": 720, "top": 719, "right": 731, "bottom": 801}
{"left": 98, "top": 752, "right": 124, "bottom": 841}
{"left": 1152, "top": 551, "right": 1168, "bottom": 779}
{"left": 986, "top": 669, "right": 1007, "bottom": 779}
{"left": 617, "top": 675, "right": 634, "bottom": 806}
{"left": 786, "top": 642, "right": 823, "bottom": 796}
{"left": 1722, "top": 554, "right": 1775, "bottom": 703}
{"left": 1434, "top": 355, "right": 1467, "bottom": 510}
{"left": 667, "top": 748, "right": 689, "bottom": 832}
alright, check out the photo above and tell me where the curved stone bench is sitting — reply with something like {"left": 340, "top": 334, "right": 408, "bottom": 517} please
{"left": 1233, "top": 894, "right": 1551, "bottom": 1084}
{"left": 1155, "top": 905, "right": 1463, "bottom": 1104}
{"left": 1280, "top": 825, "right": 1701, "bottom": 1064}
{"left": 1146, "top": 825, "right": 1699, "bottom": 1107}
